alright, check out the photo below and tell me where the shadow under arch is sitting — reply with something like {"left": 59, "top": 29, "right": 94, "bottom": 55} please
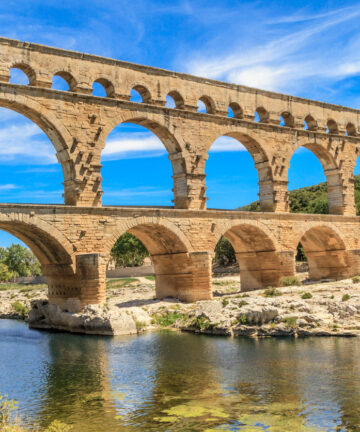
{"left": 297, "top": 224, "right": 350, "bottom": 280}
{"left": 0, "top": 94, "right": 75, "bottom": 203}
{"left": 107, "top": 219, "right": 200, "bottom": 301}
{"left": 288, "top": 141, "right": 344, "bottom": 215}
{"left": 206, "top": 130, "right": 275, "bottom": 211}
{"left": 218, "top": 222, "right": 281, "bottom": 291}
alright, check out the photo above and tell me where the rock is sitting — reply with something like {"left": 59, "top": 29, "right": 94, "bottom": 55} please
{"left": 240, "top": 306, "right": 278, "bottom": 325}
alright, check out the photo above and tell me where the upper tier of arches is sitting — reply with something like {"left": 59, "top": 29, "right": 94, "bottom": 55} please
{"left": 2, "top": 52, "right": 360, "bottom": 138}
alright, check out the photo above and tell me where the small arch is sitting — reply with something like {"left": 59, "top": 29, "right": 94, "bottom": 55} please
{"left": 304, "top": 115, "right": 318, "bottom": 131}
{"left": 93, "top": 78, "right": 115, "bottom": 98}
{"left": 166, "top": 90, "right": 185, "bottom": 109}
{"left": 280, "top": 111, "right": 294, "bottom": 127}
{"left": 255, "top": 107, "right": 269, "bottom": 123}
{"left": 52, "top": 71, "right": 77, "bottom": 91}
{"left": 228, "top": 102, "right": 243, "bottom": 119}
{"left": 131, "top": 85, "right": 152, "bottom": 103}
{"left": 346, "top": 122, "right": 357, "bottom": 136}
{"left": 298, "top": 225, "right": 349, "bottom": 281}
{"left": 327, "top": 119, "right": 339, "bottom": 134}
{"left": 10, "top": 63, "right": 36, "bottom": 85}
{"left": 198, "top": 95, "right": 216, "bottom": 114}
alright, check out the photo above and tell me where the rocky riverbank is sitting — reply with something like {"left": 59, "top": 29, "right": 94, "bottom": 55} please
{"left": 2, "top": 275, "right": 360, "bottom": 337}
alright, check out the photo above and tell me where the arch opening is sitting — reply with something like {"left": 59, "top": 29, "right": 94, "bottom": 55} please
{"left": 288, "top": 144, "right": 343, "bottom": 214}
{"left": 101, "top": 121, "right": 176, "bottom": 206}
{"left": 52, "top": 72, "right": 76, "bottom": 92}
{"left": 346, "top": 122, "right": 357, "bottom": 136}
{"left": 93, "top": 78, "right": 115, "bottom": 98}
{"left": 10, "top": 64, "right": 35, "bottom": 85}
{"left": 255, "top": 107, "right": 269, "bottom": 123}
{"left": 352, "top": 155, "right": 360, "bottom": 215}
{"left": 299, "top": 226, "right": 349, "bottom": 281}
{"left": 0, "top": 107, "right": 64, "bottom": 204}
{"left": 197, "top": 96, "right": 215, "bottom": 114}
{"left": 130, "top": 85, "right": 151, "bottom": 103}
{"left": 108, "top": 223, "right": 192, "bottom": 301}
{"left": 218, "top": 224, "right": 280, "bottom": 292}
{"left": 166, "top": 91, "right": 184, "bottom": 109}
{"left": 206, "top": 132, "right": 273, "bottom": 210}
{"left": 327, "top": 119, "right": 339, "bottom": 134}
{"left": 304, "top": 115, "right": 317, "bottom": 131}
{"left": 281, "top": 111, "right": 294, "bottom": 127}
{"left": 228, "top": 103, "right": 243, "bottom": 119}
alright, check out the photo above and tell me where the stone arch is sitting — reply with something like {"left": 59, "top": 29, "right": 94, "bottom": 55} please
{"left": 10, "top": 62, "right": 37, "bottom": 85}
{"left": 198, "top": 95, "right": 216, "bottom": 114}
{"left": 106, "top": 218, "right": 204, "bottom": 302}
{"left": 287, "top": 138, "right": 345, "bottom": 214}
{"left": 94, "top": 77, "right": 115, "bottom": 98}
{"left": 295, "top": 224, "right": 350, "bottom": 280}
{"left": 304, "top": 114, "right": 318, "bottom": 131}
{"left": 327, "top": 118, "right": 339, "bottom": 134}
{"left": 215, "top": 221, "right": 281, "bottom": 291}
{"left": 130, "top": 84, "right": 152, "bottom": 103}
{"left": 167, "top": 90, "right": 185, "bottom": 109}
{"left": 206, "top": 130, "right": 276, "bottom": 211}
{"left": 346, "top": 122, "right": 357, "bottom": 136}
{"left": 228, "top": 102, "right": 243, "bottom": 119}
{"left": 281, "top": 111, "right": 294, "bottom": 127}
{"left": 0, "top": 91, "right": 75, "bottom": 204}
{"left": 53, "top": 71, "right": 77, "bottom": 91}
{"left": 255, "top": 107, "right": 270, "bottom": 123}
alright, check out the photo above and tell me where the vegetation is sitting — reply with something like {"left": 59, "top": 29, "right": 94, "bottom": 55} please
{"left": 11, "top": 301, "right": 29, "bottom": 319}
{"left": 106, "top": 277, "right": 138, "bottom": 289}
{"left": 342, "top": 294, "right": 350, "bottom": 301}
{"left": 301, "top": 292, "right": 312, "bottom": 300}
{"left": 0, "top": 245, "right": 41, "bottom": 282}
{"left": 110, "top": 233, "right": 149, "bottom": 267}
{"left": 280, "top": 276, "right": 301, "bottom": 287}
{"left": 214, "top": 236, "right": 236, "bottom": 266}
{"left": 151, "top": 311, "right": 184, "bottom": 327}
{"left": 352, "top": 275, "right": 360, "bottom": 284}
{"left": 264, "top": 287, "right": 282, "bottom": 297}
{"left": 283, "top": 316, "right": 297, "bottom": 328}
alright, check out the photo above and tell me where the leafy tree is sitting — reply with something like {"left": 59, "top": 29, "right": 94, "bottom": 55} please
{"left": 214, "top": 236, "right": 236, "bottom": 266}
{"left": 0, "top": 262, "right": 13, "bottom": 281}
{"left": 2, "top": 244, "right": 42, "bottom": 277}
{"left": 110, "top": 233, "right": 149, "bottom": 267}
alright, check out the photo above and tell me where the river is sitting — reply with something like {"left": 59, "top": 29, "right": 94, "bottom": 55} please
{"left": 1, "top": 319, "right": 360, "bottom": 431}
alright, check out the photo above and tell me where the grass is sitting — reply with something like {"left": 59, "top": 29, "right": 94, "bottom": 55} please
{"left": 283, "top": 316, "right": 297, "bottom": 328}
{"left": 151, "top": 311, "right": 184, "bottom": 327}
{"left": 144, "top": 275, "right": 155, "bottom": 281}
{"left": 106, "top": 278, "right": 138, "bottom": 289}
{"left": 222, "top": 298, "right": 229, "bottom": 307}
{"left": 0, "top": 283, "right": 47, "bottom": 291}
{"left": 239, "top": 313, "right": 248, "bottom": 325}
{"left": 11, "top": 301, "right": 29, "bottom": 319}
{"left": 135, "top": 321, "right": 147, "bottom": 332}
{"left": 352, "top": 275, "right": 360, "bottom": 284}
{"left": 280, "top": 276, "right": 301, "bottom": 287}
{"left": 192, "top": 316, "right": 211, "bottom": 330}
{"left": 301, "top": 292, "right": 312, "bottom": 300}
{"left": 342, "top": 294, "right": 350, "bottom": 301}
{"left": 263, "top": 287, "right": 282, "bottom": 297}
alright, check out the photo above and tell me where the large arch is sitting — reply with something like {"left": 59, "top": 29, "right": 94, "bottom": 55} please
{"left": 206, "top": 131, "right": 275, "bottom": 211}
{"left": 288, "top": 141, "right": 344, "bottom": 214}
{"left": 101, "top": 112, "right": 192, "bottom": 208}
{"left": 0, "top": 90, "right": 75, "bottom": 204}
{"left": 216, "top": 222, "right": 282, "bottom": 291}
{"left": 296, "top": 224, "right": 350, "bottom": 280}
{"left": 106, "top": 218, "right": 210, "bottom": 302}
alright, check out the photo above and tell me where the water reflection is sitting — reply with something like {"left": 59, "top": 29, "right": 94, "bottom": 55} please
{"left": 2, "top": 321, "right": 360, "bottom": 431}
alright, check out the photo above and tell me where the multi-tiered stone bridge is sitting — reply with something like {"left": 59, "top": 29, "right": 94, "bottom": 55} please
{"left": 1, "top": 37, "right": 360, "bottom": 311}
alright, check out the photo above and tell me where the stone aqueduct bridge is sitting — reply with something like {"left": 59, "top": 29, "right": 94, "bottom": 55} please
{"left": 1, "top": 38, "right": 360, "bottom": 310}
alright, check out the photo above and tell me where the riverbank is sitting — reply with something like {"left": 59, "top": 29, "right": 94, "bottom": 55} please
{"left": 1, "top": 275, "right": 360, "bottom": 337}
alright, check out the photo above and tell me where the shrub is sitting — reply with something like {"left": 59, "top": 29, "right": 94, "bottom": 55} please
{"left": 135, "top": 321, "right": 146, "bottom": 332}
{"left": 145, "top": 275, "right": 155, "bottom": 281}
{"left": 264, "top": 287, "right": 281, "bottom": 297}
{"left": 237, "top": 300, "right": 248, "bottom": 307}
{"left": 11, "top": 301, "right": 29, "bottom": 319}
{"left": 192, "top": 316, "right": 211, "bottom": 330}
{"left": 280, "top": 276, "right": 301, "bottom": 287}
{"left": 352, "top": 275, "right": 360, "bottom": 284}
{"left": 222, "top": 298, "right": 229, "bottom": 307}
{"left": 342, "top": 294, "right": 350, "bottom": 302}
{"left": 151, "top": 312, "right": 183, "bottom": 327}
{"left": 239, "top": 313, "right": 248, "bottom": 325}
{"left": 301, "top": 292, "right": 312, "bottom": 300}
{"left": 283, "top": 316, "right": 297, "bottom": 328}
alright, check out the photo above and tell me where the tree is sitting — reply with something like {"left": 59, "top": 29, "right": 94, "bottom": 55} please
{"left": 214, "top": 237, "right": 236, "bottom": 266}
{"left": 0, "top": 262, "right": 13, "bottom": 282}
{"left": 3, "top": 244, "right": 42, "bottom": 277}
{"left": 110, "top": 233, "right": 149, "bottom": 267}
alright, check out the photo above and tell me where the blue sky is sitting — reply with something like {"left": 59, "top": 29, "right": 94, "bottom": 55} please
{"left": 0, "top": 0, "right": 360, "bottom": 246}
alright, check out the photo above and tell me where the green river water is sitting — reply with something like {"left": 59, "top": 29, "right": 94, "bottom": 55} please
{"left": 1, "top": 319, "right": 360, "bottom": 431}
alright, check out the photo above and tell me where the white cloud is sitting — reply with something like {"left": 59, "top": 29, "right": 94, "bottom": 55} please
{"left": 0, "top": 184, "right": 17, "bottom": 190}
{"left": 103, "top": 186, "right": 171, "bottom": 198}
{"left": 210, "top": 136, "right": 245, "bottom": 152}
{"left": 103, "top": 133, "right": 166, "bottom": 160}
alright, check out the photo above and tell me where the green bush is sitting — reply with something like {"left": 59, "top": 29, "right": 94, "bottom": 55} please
{"left": 264, "top": 287, "right": 282, "bottom": 297}
{"left": 213, "top": 236, "right": 236, "bottom": 266}
{"left": 352, "top": 275, "right": 360, "bottom": 284}
{"left": 280, "top": 276, "right": 301, "bottom": 287}
{"left": 151, "top": 311, "right": 183, "bottom": 327}
{"left": 135, "top": 321, "right": 146, "bottom": 332}
{"left": 284, "top": 316, "right": 297, "bottom": 328}
{"left": 110, "top": 233, "right": 149, "bottom": 267}
{"left": 301, "top": 292, "right": 312, "bottom": 300}
{"left": 222, "top": 298, "right": 229, "bottom": 307}
{"left": 192, "top": 316, "right": 211, "bottom": 330}
{"left": 11, "top": 301, "right": 29, "bottom": 319}
{"left": 342, "top": 294, "right": 350, "bottom": 302}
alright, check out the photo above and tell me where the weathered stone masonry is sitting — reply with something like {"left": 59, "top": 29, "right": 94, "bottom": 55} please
{"left": 1, "top": 38, "right": 360, "bottom": 309}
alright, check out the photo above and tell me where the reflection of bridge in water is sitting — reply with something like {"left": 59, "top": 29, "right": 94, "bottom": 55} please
{"left": 1, "top": 37, "right": 360, "bottom": 309}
